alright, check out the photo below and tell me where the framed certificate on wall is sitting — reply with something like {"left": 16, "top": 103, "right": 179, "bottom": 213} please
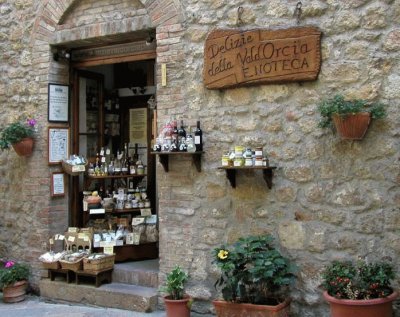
{"left": 51, "top": 172, "right": 65, "bottom": 197}
{"left": 48, "top": 83, "right": 69, "bottom": 123}
{"left": 48, "top": 127, "right": 69, "bottom": 164}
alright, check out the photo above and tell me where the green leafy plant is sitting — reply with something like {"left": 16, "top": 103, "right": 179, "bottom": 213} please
{"left": 321, "top": 259, "right": 395, "bottom": 300}
{"left": 213, "top": 235, "right": 297, "bottom": 305}
{"left": 0, "top": 116, "right": 37, "bottom": 150}
{"left": 318, "top": 94, "right": 387, "bottom": 128}
{"left": 0, "top": 260, "right": 30, "bottom": 288}
{"left": 162, "top": 265, "right": 189, "bottom": 300}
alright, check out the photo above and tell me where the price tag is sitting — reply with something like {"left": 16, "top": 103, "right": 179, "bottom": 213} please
{"left": 49, "top": 238, "right": 54, "bottom": 245}
{"left": 104, "top": 246, "right": 114, "bottom": 255}
{"left": 101, "top": 156, "right": 106, "bottom": 163}
{"left": 140, "top": 208, "right": 152, "bottom": 216}
{"left": 68, "top": 236, "right": 76, "bottom": 242}
{"left": 106, "top": 148, "right": 111, "bottom": 155}
{"left": 132, "top": 217, "right": 145, "bottom": 226}
{"left": 58, "top": 234, "right": 65, "bottom": 240}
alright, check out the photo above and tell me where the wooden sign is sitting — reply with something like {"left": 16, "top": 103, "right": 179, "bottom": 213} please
{"left": 203, "top": 27, "right": 322, "bottom": 89}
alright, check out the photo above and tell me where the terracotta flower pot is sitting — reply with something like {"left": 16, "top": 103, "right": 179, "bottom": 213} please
{"left": 2, "top": 280, "right": 28, "bottom": 303}
{"left": 164, "top": 295, "right": 191, "bottom": 317}
{"left": 332, "top": 112, "right": 371, "bottom": 140}
{"left": 212, "top": 298, "right": 291, "bottom": 317}
{"left": 323, "top": 291, "right": 398, "bottom": 317}
{"left": 12, "top": 137, "right": 34, "bottom": 156}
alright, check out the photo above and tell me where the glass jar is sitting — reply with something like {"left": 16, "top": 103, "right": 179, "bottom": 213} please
{"left": 234, "top": 156, "right": 244, "bottom": 167}
{"left": 186, "top": 135, "right": 196, "bottom": 153}
{"left": 221, "top": 154, "right": 230, "bottom": 167}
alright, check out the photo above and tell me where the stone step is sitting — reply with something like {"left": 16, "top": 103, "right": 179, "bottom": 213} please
{"left": 39, "top": 279, "right": 158, "bottom": 312}
{"left": 113, "top": 259, "right": 159, "bottom": 288}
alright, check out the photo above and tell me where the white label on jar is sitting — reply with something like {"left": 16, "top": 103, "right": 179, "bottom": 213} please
{"left": 255, "top": 150, "right": 263, "bottom": 156}
{"left": 245, "top": 159, "right": 253, "bottom": 166}
{"left": 195, "top": 136, "right": 201, "bottom": 144}
{"left": 101, "top": 156, "right": 106, "bottom": 163}
{"left": 222, "top": 160, "right": 229, "bottom": 166}
{"left": 234, "top": 160, "right": 242, "bottom": 167}
{"left": 106, "top": 148, "right": 111, "bottom": 155}
{"left": 254, "top": 160, "right": 263, "bottom": 166}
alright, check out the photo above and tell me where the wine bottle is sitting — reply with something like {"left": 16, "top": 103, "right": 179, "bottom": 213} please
{"left": 194, "top": 120, "right": 202, "bottom": 152}
{"left": 178, "top": 120, "right": 186, "bottom": 151}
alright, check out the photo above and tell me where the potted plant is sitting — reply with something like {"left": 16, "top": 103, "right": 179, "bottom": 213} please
{"left": 0, "top": 115, "right": 37, "bottom": 156}
{"left": 0, "top": 259, "right": 30, "bottom": 303}
{"left": 318, "top": 94, "right": 386, "bottom": 140}
{"left": 321, "top": 259, "right": 398, "bottom": 317}
{"left": 161, "top": 265, "right": 192, "bottom": 317}
{"left": 212, "top": 235, "right": 297, "bottom": 317}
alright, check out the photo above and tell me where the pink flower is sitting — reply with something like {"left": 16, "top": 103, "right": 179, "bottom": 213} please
{"left": 5, "top": 261, "right": 15, "bottom": 268}
{"left": 27, "top": 118, "right": 37, "bottom": 127}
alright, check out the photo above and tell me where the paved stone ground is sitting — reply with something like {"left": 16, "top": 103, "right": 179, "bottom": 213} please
{"left": 0, "top": 294, "right": 166, "bottom": 317}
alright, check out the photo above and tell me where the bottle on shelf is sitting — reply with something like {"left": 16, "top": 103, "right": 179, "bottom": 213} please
{"left": 194, "top": 120, "right": 203, "bottom": 152}
{"left": 178, "top": 120, "right": 186, "bottom": 151}
{"left": 114, "top": 150, "right": 122, "bottom": 175}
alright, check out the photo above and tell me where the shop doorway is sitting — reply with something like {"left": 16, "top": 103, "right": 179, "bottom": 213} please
{"left": 69, "top": 43, "right": 158, "bottom": 262}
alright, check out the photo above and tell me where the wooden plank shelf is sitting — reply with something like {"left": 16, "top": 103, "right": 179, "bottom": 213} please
{"left": 218, "top": 166, "right": 277, "bottom": 189}
{"left": 150, "top": 151, "right": 203, "bottom": 172}
{"left": 86, "top": 174, "right": 146, "bottom": 179}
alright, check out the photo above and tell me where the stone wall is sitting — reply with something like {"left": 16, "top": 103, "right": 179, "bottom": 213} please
{"left": 0, "top": 0, "right": 399, "bottom": 316}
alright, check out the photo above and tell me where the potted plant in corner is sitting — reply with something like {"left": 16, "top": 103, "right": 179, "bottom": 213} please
{"left": 212, "top": 235, "right": 297, "bottom": 317}
{"left": 318, "top": 94, "right": 386, "bottom": 140}
{"left": 0, "top": 115, "right": 37, "bottom": 156}
{"left": 322, "top": 259, "right": 398, "bottom": 317}
{"left": 0, "top": 259, "right": 30, "bottom": 303}
{"left": 162, "top": 265, "right": 192, "bottom": 317}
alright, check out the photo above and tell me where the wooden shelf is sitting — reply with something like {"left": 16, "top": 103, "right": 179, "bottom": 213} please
{"left": 218, "top": 166, "right": 277, "bottom": 189}
{"left": 86, "top": 174, "right": 146, "bottom": 179}
{"left": 110, "top": 208, "right": 143, "bottom": 214}
{"left": 150, "top": 151, "right": 203, "bottom": 172}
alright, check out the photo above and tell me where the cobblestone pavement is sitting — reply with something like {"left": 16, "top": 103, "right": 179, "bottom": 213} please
{"left": 0, "top": 295, "right": 166, "bottom": 317}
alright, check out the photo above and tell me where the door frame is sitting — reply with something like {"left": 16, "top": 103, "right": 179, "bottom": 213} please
{"left": 69, "top": 45, "right": 157, "bottom": 227}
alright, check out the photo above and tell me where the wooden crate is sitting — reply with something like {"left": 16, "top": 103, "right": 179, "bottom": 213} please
{"left": 83, "top": 254, "right": 115, "bottom": 273}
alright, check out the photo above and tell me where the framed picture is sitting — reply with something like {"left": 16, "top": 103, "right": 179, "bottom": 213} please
{"left": 48, "top": 127, "right": 69, "bottom": 164}
{"left": 48, "top": 83, "right": 69, "bottom": 123}
{"left": 51, "top": 172, "right": 65, "bottom": 197}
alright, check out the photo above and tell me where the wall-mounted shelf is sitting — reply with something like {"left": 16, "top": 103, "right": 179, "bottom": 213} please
{"left": 86, "top": 174, "right": 147, "bottom": 180}
{"left": 218, "top": 166, "right": 277, "bottom": 189}
{"left": 150, "top": 152, "right": 203, "bottom": 172}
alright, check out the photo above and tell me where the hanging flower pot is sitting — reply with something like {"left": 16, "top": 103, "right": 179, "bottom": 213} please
{"left": 332, "top": 113, "right": 371, "bottom": 140}
{"left": 12, "top": 137, "right": 34, "bottom": 156}
{"left": 2, "top": 280, "right": 28, "bottom": 303}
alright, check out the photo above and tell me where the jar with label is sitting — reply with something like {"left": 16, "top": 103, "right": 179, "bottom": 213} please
{"left": 234, "top": 156, "right": 244, "bottom": 167}
{"left": 137, "top": 161, "right": 144, "bottom": 174}
{"left": 245, "top": 157, "right": 253, "bottom": 166}
{"left": 263, "top": 157, "right": 269, "bottom": 167}
{"left": 255, "top": 147, "right": 263, "bottom": 158}
{"left": 243, "top": 148, "right": 252, "bottom": 159}
{"left": 221, "top": 154, "right": 230, "bottom": 166}
{"left": 255, "top": 157, "right": 263, "bottom": 166}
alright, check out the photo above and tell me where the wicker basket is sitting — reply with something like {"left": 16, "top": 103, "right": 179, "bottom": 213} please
{"left": 60, "top": 258, "right": 84, "bottom": 272}
{"left": 83, "top": 254, "right": 115, "bottom": 273}
{"left": 41, "top": 261, "right": 60, "bottom": 270}
{"left": 62, "top": 161, "right": 88, "bottom": 176}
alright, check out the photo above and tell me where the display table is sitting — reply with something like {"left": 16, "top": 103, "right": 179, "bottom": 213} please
{"left": 75, "top": 268, "right": 113, "bottom": 287}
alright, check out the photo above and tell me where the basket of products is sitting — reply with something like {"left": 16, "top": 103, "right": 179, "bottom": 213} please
{"left": 83, "top": 253, "right": 115, "bottom": 273}
{"left": 60, "top": 251, "right": 89, "bottom": 272}
{"left": 39, "top": 251, "right": 66, "bottom": 270}
{"left": 62, "top": 155, "right": 88, "bottom": 176}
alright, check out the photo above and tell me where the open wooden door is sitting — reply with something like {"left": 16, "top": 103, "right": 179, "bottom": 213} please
{"left": 70, "top": 70, "right": 104, "bottom": 227}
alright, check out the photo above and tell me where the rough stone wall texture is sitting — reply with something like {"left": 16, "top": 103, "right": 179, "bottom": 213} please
{"left": 0, "top": 0, "right": 399, "bottom": 316}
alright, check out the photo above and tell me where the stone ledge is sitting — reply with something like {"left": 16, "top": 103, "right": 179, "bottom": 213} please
{"left": 39, "top": 279, "right": 158, "bottom": 312}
